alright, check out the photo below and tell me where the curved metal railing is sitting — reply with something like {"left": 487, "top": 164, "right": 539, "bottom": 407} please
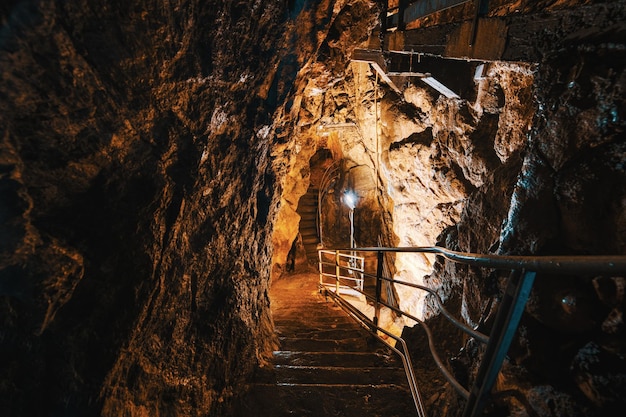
{"left": 317, "top": 160, "right": 341, "bottom": 247}
{"left": 323, "top": 286, "right": 428, "bottom": 417}
{"left": 318, "top": 246, "right": 626, "bottom": 417}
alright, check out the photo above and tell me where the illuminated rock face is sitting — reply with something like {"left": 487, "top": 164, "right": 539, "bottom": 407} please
{"left": 276, "top": 58, "right": 534, "bottom": 319}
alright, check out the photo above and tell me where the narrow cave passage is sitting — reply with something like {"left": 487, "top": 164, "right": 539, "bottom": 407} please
{"left": 294, "top": 149, "right": 334, "bottom": 267}
{"left": 2, "top": 1, "right": 625, "bottom": 416}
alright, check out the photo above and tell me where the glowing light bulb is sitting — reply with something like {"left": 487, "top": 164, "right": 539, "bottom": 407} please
{"left": 343, "top": 190, "right": 357, "bottom": 209}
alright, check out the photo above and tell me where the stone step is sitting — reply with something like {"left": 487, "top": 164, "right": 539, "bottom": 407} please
{"left": 273, "top": 316, "right": 355, "bottom": 327}
{"left": 274, "top": 310, "right": 361, "bottom": 322}
{"left": 274, "top": 313, "right": 359, "bottom": 329}
{"left": 302, "top": 235, "right": 319, "bottom": 244}
{"left": 272, "top": 351, "right": 402, "bottom": 368}
{"left": 271, "top": 301, "right": 346, "bottom": 312}
{"left": 278, "top": 336, "right": 376, "bottom": 352}
{"left": 299, "top": 224, "right": 318, "bottom": 233}
{"left": 298, "top": 197, "right": 318, "bottom": 205}
{"left": 234, "top": 383, "right": 415, "bottom": 417}
{"left": 274, "top": 321, "right": 361, "bottom": 332}
{"left": 271, "top": 365, "right": 408, "bottom": 385}
{"left": 298, "top": 194, "right": 318, "bottom": 203}
{"left": 296, "top": 201, "right": 317, "bottom": 214}
{"left": 275, "top": 327, "right": 367, "bottom": 340}
{"left": 306, "top": 251, "right": 320, "bottom": 259}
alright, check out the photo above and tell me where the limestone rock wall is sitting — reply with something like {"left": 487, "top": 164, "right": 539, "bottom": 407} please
{"left": 0, "top": 1, "right": 289, "bottom": 415}
{"left": 296, "top": 59, "right": 534, "bottom": 321}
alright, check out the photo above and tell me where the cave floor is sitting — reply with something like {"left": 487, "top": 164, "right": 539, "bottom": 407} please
{"left": 235, "top": 271, "right": 417, "bottom": 416}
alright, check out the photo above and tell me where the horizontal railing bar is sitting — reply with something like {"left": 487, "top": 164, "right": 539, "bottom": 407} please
{"left": 319, "top": 262, "right": 363, "bottom": 272}
{"left": 382, "top": 276, "right": 489, "bottom": 344}
{"left": 318, "top": 260, "right": 364, "bottom": 269}
{"left": 324, "top": 269, "right": 471, "bottom": 400}
{"left": 319, "top": 250, "right": 364, "bottom": 258}
{"left": 326, "top": 260, "right": 489, "bottom": 344}
{"left": 319, "top": 273, "right": 362, "bottom": 282}
{"left": 333, "top": 246, "right": 626, "bottom": 274}
{"left": 323, "top": 281, "right": 370, "bottom": 299}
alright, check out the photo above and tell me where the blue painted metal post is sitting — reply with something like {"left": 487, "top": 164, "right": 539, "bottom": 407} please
{"left": 462, "top": 269, "right": 536, "bottom": 417}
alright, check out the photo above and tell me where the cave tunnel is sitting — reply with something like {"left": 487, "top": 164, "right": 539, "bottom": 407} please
{"left": 1, "top": 1, "right": 626, "bottom": 416}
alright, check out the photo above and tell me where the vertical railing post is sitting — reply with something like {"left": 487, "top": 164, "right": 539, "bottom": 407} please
{"left": 318, "top": 250, "right": 322, "bottom": 290}
{"left": 335, "top": 250, "right": 341, "bottom": 294}
{"left": 463, "top": 269, "right": 536, "bottom": 417}
{"left": 374, "top": 250, "right": 384, "bottom": 331}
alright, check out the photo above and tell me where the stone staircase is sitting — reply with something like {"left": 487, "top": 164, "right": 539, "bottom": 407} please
{"left": 235, "top": 272, "right": 416, "bottom": 417}
{"left": 297, "top": 188, "right": 320, "bottom": 263}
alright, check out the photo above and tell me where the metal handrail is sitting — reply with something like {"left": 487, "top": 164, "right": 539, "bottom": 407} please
{"left": 347, "top": 246, "right": 626, "bottom": 273}
{"left": 319, "top": 258, "right": 488, "bottom": 342}
{"left": 318, "top": 246, "right": 626, "bottom": 417}
{"left": 318, "top": 249, "right": 364, "bottom": 293}
{"left": 323, "top": 288, "right": 427, "bottom": 417}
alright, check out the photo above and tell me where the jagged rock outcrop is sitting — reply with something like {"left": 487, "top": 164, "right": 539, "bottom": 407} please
{"left": 426, "top": 12, "right": 626, "bottom": 417}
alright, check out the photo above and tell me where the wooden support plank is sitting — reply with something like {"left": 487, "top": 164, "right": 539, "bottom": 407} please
{"left": 387, "top": 0, "right": 472, "bottom": 29}
{"left": 387, "top": 71, "right": 430, "bottom": 77}
{"left": 351, "top": 49, "right": 402, "bottom": 93}
{"left": 352, "top": 49, "right": 460, "bottom": 98}
{"left": 384, "top": 2, "right": 626, "bottom": 62}
{"left": 445, "top": 18, "right": 508, "bottom": 60}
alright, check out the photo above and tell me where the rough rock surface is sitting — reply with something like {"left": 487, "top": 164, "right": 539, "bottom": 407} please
{"left": 272, "top": 2, "right": 626, "bottom": 417}
{"left": 425, "top": 8, "right": 626, "bottom": 417}
{"left": 1, "top": 1, "right": 289, "bottom": 415}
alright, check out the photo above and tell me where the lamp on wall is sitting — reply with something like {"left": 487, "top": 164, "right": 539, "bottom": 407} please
{"left": 343, "top": 189, "right": 357, "bottom": 211}
{"left": 343, "top": 190, "right": 359, "bottom": 255}
{"left": 343, "top": 190, "right": 358, "bottom": 273}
